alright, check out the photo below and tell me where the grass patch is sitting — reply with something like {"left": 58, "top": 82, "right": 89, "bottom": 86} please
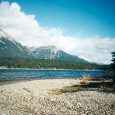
{"left": 99, "top": 82, "right": 115, "bottom": 91}
{"left": 48, "top": 82, "right": 114, "bottom": 96}
{"left": 62, "top": 85, "right": 82, "bottom": 93}
{"left": 48, "top": 85, "right": 82, "bottom": 95}
{"left": 92, "top": 77, "right": 106, "bottom": 82}
{"left": 48, "top": 76, "right": 114, "bottom": 96}
{"left": 48, "top": 88, "right": 62, "bottom": 95}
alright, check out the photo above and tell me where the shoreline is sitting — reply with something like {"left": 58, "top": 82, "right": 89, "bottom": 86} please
{"left": 0, "top": 67, "right": 103, "bottom": 71}
{"left": 0, "top": 77, "right": 112, "bottom": 86}
{"left": 0, "top": 75, "right": 112, "bottom": 87}
{"left": 0, "top": 78, "right": 80, "bottom": 86}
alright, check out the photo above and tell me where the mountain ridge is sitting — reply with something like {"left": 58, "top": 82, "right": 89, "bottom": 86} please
{"left": 0, "top": 29, "right": 90, "bottom": 64}
{"left": 33, "top": 45, "right": 88, "bottom": 63}
{"left": 0, "top": 29, "right": 32, "bottom": 58}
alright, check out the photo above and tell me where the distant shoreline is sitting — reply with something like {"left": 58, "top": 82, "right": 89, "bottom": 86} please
{"left": 0, "top": 67, "right": 103, "bottom": 71}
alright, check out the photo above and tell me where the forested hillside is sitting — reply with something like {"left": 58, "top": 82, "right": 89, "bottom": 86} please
{"left": 0, "top": 58, "right": 109, "bottom": 70}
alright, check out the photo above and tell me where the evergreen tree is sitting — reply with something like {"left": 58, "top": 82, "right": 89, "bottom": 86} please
{"left": 111, "top": 52, "right": 115, "bottom": 83}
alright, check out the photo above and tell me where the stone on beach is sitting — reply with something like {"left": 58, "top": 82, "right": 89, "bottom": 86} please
{"left": 0, "top": 79, "right": 115, "bottom": 115}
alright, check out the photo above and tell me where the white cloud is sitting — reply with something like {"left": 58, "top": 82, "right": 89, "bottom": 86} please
{"left": 0, "top": 1, "right": 62, "bottom": 46}
{"left": 0, "top": 1, "right": 115, "bottom": 64}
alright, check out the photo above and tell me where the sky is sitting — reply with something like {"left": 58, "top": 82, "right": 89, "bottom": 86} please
{"left": 0, "top": 0, "right": 115, "bottom": 64}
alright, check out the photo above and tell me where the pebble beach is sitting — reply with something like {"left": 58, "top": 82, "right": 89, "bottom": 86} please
{"left": 0, "top": 79, "right": 115, "bottom": 115}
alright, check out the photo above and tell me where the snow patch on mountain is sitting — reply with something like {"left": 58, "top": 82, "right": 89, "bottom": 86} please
{"left": 0, "top": 40, "right": 6, "bottom": 44}
{"left": 0, "top": 29, "right": 12, "bottom": 39}
{"left": 12, "top": 40, "right": 23, "bottom": 52}
{"left": 38, "top": 46, "right": 60, "bottom": 54}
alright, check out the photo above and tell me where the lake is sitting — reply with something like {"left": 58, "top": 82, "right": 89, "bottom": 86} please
{"left": 0, "top": 69, "right": 107, "bottom": 80}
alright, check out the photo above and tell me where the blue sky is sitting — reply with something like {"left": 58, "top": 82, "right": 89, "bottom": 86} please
{"left": 1, "top": 0, "right": 115, "bottom": 37}
{"left": 0, "top": 0, "right": 115, "bottom": 64}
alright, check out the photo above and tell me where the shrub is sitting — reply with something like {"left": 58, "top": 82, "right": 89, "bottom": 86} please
{"left": 80, "top": 74, "right": 90, "bottom": 85}
{"left": 48, "top": 85, "right": 82, "bottom": 95}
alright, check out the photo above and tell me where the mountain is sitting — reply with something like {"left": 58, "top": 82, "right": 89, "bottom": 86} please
{"left": 0, "top": 29, "right": 108, "bottom": 69}
{"left": 0, "top": 29, "right": 32, "bottom": 58}
{"left": 33, "top": 46, "right": 88, "bottom": 63}
{"left": 0, "top": 29, "right": 89, "bottom": 64}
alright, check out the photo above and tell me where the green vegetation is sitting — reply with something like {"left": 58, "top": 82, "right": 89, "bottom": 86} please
{"left": 48, "top": 82, "right": 114, "bottom": 95}
{"left": 0, "top": 57, "right": 109, "bottom": 70}
{"left": 48, "top": 77, "right": 114, "bottom": 95}
{"left": 48, "top": 85, "right": 82, "bottom": 95}
{"left": 111, "top": 52, "right": 115, "bottom": 83}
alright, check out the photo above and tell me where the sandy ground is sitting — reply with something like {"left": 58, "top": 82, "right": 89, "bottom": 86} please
{"left": 0, "top": 79, "right": 115, "bottom": 115}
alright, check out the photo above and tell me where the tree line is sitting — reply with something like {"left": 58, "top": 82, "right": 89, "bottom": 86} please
{"left": 111, "top": 52, "right": 115, "bottom": 83}
{"left": 0, "top": 57, "right": 108, "bottom": 70}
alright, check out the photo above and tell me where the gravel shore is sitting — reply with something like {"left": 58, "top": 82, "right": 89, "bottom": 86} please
{"left": 0, "top": 79, "right": 115, "bottom": 115}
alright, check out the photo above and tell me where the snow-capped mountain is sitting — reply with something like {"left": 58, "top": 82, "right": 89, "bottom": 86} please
{"left": 34, "top": 46, "right": 61, "bottom": 59}
{"left": 0, "top": 29, "right": 88, "bottom": 63}
{"left": 0, "top": 29, "right": 32, "bottom": 58}
{"left": 34, "top": 46, "right": 88, "bottom": 63}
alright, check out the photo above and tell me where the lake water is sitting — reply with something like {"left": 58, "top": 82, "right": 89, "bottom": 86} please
{"left": 0, "top": 69, "right": 107, "bottom": 80}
